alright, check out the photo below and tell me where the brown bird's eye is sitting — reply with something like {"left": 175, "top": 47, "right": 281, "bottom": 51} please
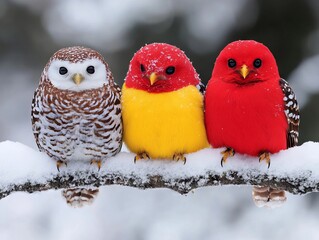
{"left": 140, "top": 64, "right": 146, "bottom": 72}
{"left": 253, "top": 58, "right": 262, "bottom": 68}
{"left": 86, "top": 66, "right": 95, "bottom": 74}
{"left": 165, "top": 66, "right": 175, "bottom": 75}
{"left": 59, "top": 67, "right": 68, "bottom": 75}
{"left": 228, "top": 59, "right": 236, "bottom": 68}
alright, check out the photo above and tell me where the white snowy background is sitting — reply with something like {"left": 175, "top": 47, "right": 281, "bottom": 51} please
{"left": 1, "top": 0, "right": 319, "bottom": 239}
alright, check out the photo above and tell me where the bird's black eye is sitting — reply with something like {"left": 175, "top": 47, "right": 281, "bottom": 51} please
{"left": 253, "top": 58, "right": 262, "bottom": 68}
{"left": 165, "top": 66, "right": 175, "bottom": 75}
{"left": 140, "top": 64, "right": 146, "bottom": 72}
{"left": 59, "top": 67, "right": 68, "bottom": 75}
{"left": 228, "top": 59, "right": 236, "bottom": 68}
{"left": 86, "top": 66, "right": 95, "bottom": 74}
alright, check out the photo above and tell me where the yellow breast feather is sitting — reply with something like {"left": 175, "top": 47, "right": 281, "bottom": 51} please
{"left": 121, "top": 84, "right": 209, "bottom": 159}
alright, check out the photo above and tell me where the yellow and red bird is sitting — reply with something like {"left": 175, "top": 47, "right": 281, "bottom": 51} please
{"left": 122, "top": 43, "right": 208, "bottom": 162}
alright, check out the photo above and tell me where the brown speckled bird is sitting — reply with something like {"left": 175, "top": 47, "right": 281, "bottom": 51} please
{"left": 31, "top": 46, "right": 122, "bottom": 170}
{"left": 32, "top": 46, "right": 122, "bottom": 207}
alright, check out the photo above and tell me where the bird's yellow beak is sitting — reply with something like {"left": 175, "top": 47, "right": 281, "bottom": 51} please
{"left": 149, "top": 72, "right": 158, "bottom": 85}
{"left": 72, "top": 73, "right": 84, "bottom": 85}
{"left": 239, "top": 65, "right": 249, "bottom": 79}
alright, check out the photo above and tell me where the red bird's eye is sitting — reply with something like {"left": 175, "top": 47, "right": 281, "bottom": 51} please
{"left": 165, "top": 66, "right": 175, "bottom": 75}
{"left": 253, "top": 59, "right": 262, "bottom": 68}
{"left": 140, "top": 64, "right": 146, "bottom": 72}
{"left": 228, "top": 59, "right": 236, "bottom": 68}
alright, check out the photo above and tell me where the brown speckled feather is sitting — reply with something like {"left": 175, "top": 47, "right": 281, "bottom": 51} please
{"left": 31, "top": 46, "right": 122, "bottom": 163}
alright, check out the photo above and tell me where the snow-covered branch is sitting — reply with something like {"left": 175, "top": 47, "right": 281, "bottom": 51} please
{"left": 0, "top": 141, "right": 318, "bottom": 200}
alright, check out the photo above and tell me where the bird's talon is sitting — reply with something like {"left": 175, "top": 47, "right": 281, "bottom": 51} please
{"left": 220, "top": 147, "right": 235, "bottom": 167}
{"left": 90, "top": 160, "right": 102, "bottom": 171}
{"left": 172, "top": 153, "right": 186, "bottom": 164}
{"left": 134, "top": 152, "right": 150, "bottom": 163}
{"left": 221, "top": 158, "right": 224, "bottom": 167}
{"left": 259, "top": 152, "right": 271, "bottom": 168}
{"left": 56, "top": 160, "right": 67, "bottom": 172}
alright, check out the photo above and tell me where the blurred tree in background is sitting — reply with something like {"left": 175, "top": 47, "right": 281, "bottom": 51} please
{"left": 1, "top": 0, "right": 318, "bottom": 144}
{"left": 1, "top": 1, "right": 319, "bottom": 239}
{"left": 1, "top": 0, "right": 318, "bottom": 143}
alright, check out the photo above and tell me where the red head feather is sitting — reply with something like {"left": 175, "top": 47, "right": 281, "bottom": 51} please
{"left": 125, "top": 43, "right": 200, "bottom": 93}
{"left": 211, "top": 40, "right": 280, "bottom": 86}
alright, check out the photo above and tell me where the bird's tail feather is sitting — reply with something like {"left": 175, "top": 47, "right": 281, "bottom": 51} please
{"left": 62, "top": 187, "right": 100, "bottom": 208}
{"left": 252, "top": 186, "right": 286, "bottom": 208}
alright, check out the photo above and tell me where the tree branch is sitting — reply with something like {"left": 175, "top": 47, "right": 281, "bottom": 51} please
{"left": 0, "top": 141, "right": 318, "bottom": 199}
{"left": 0, "top": 168, "right": 315, "bottom": 200}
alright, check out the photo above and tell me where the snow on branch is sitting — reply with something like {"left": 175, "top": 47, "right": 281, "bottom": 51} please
{"left": 0, "top": 141, "right": 318, "bottom": 200}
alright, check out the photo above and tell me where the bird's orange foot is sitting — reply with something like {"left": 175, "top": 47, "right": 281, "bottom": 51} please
{"left": 134, "top": 152, "right": 150, "bottom": 163}
{"left": 90, "top": 159, "right": 102, "bottom": 171}
{"left": 56, "top": 160, "right": 67, "bottom": 172}
{"left": 220, "top": 147, "right": 235, "bottom": 167}
{"left": 259, "top": 152, "right": 271, "bottom": 168}
{"left": 173, "top": 153, "right": 186, "bottom": 164}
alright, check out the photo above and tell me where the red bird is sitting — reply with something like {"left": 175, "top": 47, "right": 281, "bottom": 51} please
{"left": 205, "top": 40, "right": 300, "bottom": 206}
{"left": 205, "top": 40, "right": 299, "bottom": 166}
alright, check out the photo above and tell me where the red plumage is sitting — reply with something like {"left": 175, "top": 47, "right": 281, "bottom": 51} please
{"left": 125, "top": 43, "right": 200, "bottom": 93}
{"left": 205, "top": 40, "right": 290, "bottom": 156}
